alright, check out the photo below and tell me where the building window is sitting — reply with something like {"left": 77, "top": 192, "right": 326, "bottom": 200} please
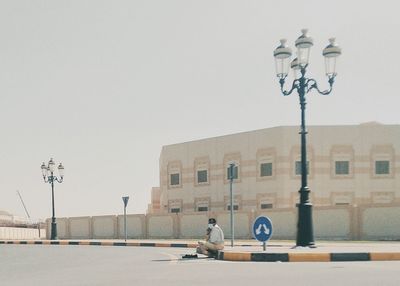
{"left": 260, "top": 203, "right": 273, "bottom": 209}
{"left": 332, "top": 193, "right": 353, "bottom": 206}
{"left": 335, "top": 161, "right": 349, "bottom": 175}
{"left": 330, "top": 146, "right": 354, "bottom": 179}
{"left": 372, "top": 192, "right": 394, "bottom": 203}
{"left": 197, "top": 206, "right": 208, "bottom": 212}
{"left": 375, "top": 160, "right": 390, "bottom": 175}
{"left": 194, "top": 158, "right": 210, "bottom": 186}
{"left": 256, "top": 148, "right": 276, "bottom": 181}
{"left": 227, "top": 165, "right": 238, "bottom": 180}
{"left": 167, "top": 162, "right": 182, "bottom": 189}
{"left": 295, "top": 161, "right": 309, "bottom": 175}
{"left": 226, "top": 204, "right": 239, "bottom": 211}
{"left": 170, "top": 208, "right": 180, "bottom": 213}
{"left": 335, "top": 202, "right": 350, "bottom": 206}
{"left": 197, "top": 170, "right": 208, "bottom": 183}
{"left": 196, "top": 200, "right": 209, "bottom": 212}
{"left": 170, "top": 173, "right": 180, "bottom": 185}
{"left": 260, "top": 163, "right": 273, "bottom": 177}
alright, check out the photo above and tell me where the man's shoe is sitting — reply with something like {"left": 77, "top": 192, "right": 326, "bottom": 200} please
{"left": 182, "top": 254, "right": 198, "bottom": 259}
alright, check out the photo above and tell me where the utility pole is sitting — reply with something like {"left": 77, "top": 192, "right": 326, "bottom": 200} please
{"left": 228, "top": 163, "right": 235, "bottom": 248}
{"left": 17, "top": 190, "right": 31, "bottom": 219}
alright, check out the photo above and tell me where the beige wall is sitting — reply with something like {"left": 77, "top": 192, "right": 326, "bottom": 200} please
{"left": 92, "top": 215, "right": 117, "bottom": 239}
{"left": 217, "top": 212, "right": 251, "bottom": 239}
{"left": 361, "top": 205, "right": 400, "bottom": 240}
{"left": 147, "top": 215, "right": 175, "bottom": 238}
{"left": 257, "top": 209, "right": 297, "bottom": 239}
{"left": 117, "top": 214, "right": 145, "bottom": 239}
{"left": 46, "top": 217, "right": 69, "bottom": 239}
{"left": 0, "top": 227, "right": 45, "bottom": 239}
{"left": 56, "top": 217, "right": 69, "bottom": 239}
{"left": 179, "top": 213, "right": 208, "bottom": 238}
{"left": 69, "top": 216, "right": 91, "bottom": 239}
{"left": 45, "top": 204, "right": 400, "bottom": 241}
{"left": 314, "top": 207, "right": 351, "bottom": 239}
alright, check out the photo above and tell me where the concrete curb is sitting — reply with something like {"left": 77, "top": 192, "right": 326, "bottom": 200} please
{"left": 217, "top": 251, "right": 400, "bottom": 262}
{"left": 0, "top": 240, "right": 197, "bottom": 248}
{"left": 3, "top": 240, "right": 400, "bottom": 262}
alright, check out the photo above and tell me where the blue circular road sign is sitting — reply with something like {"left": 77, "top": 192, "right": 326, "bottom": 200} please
{"left": 252, "top": 216, "right": 273, "bottom": 242}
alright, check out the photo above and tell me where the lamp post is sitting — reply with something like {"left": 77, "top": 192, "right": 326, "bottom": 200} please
{"left": 41, "top": 158, "right": 64, "bottom": 240}
{"left": 273, "top": 29, "right": 341, "bottom": 247}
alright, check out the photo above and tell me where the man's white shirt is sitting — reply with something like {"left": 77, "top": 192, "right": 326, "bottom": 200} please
{"left": 209, "top": 224, "right": 224, "bottom": 244}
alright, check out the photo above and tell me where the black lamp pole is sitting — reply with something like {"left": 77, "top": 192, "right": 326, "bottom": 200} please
{"left": 50, "top": 171, "right": 57, "bottom": 240}
{"left": 41, "top": 158, "right": 64, "bottom": 240}
{"left": 273, "top": 30, "right": 341, "bottom": 247}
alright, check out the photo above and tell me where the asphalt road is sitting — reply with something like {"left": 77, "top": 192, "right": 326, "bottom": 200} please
{"left": 1, "top": 245, "right": 400, "bottom": 286}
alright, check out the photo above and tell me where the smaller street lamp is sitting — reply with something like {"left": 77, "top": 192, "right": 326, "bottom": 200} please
{"left": 323, "top": 38, "right": 342, "bottom": 77}
{"left": 295, "top": 29, "right": 313, "bottom": 67}
{"left": 41, "top": 158, "right": 64, "bottom": 240}
{"left": 273, "top": 39, "right": 292, "bottom": 79}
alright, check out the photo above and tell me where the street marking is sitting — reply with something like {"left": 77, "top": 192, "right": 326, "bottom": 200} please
{"left": 160, "top": 252, "right": 179, "bottom": 265}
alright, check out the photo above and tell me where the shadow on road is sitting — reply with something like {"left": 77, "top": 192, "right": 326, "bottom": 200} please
{"left": 152, "top": 257, "right": 213, "bottom": 262}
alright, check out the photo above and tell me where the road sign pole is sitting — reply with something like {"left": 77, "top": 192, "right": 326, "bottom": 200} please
{"left": 124, "top": 205, "right": 127, "bottom": 242}
{"left": 263, "top": 241, "right": 266, "bottom": 251}
{"left": 122, "top": 196, "right": 129, "bottom": 242}
{"left": 229, "top": 163, "right": 235, "bottom": 248}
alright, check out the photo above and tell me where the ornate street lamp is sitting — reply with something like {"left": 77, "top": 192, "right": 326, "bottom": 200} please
{"left": 273, "top": 29, "right": 341, "bottom": 247}
{"left": 41, "top": 158, "right": 64, "bottom": 240}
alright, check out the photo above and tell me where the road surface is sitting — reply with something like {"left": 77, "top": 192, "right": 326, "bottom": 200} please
{"left": 1, "top": 245, "right": 400, "bottom": 286}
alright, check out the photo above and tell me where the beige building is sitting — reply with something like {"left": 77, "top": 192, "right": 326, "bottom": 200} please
{"left": 148, "top": 122, "right": 400, "bottom": 214}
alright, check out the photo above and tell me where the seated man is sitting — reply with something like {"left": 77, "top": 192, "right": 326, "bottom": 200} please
{"left": 196, "top": 218, "right": 224, "bottom": 257}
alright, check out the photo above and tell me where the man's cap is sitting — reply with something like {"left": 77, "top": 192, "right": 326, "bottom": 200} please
{"left": 208, "top": 218, "right": 216, "bottom": 224}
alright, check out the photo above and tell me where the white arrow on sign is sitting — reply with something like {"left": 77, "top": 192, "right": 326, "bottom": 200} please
{"left": 263, "top": 224, "right": 270, "bottom": 235}
{"left": 255, "top": 224, "right": 270, "bottom": 235}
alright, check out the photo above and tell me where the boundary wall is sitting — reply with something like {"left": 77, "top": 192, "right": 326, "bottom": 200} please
{"left": 0, "top": 227, "right": 46, "bottom": 239}
{"left": 45, "top": 204, "right": 400, "bottom": 240}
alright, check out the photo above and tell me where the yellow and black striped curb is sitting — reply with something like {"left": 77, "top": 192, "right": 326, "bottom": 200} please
{"left": 0, "top": 240, "right": 198, "bottom": 248}
{"left": 217, "top": 251, "right": 400, "bottom": 262}
{"left": 3, "top": 240, "right": 400, "bottom": 262}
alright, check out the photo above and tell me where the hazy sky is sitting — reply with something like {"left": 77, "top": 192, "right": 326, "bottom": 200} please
{"left": 0, "top": 0, "right": 399, "bottom": 220}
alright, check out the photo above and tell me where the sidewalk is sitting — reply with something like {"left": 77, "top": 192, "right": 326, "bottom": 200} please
{"left": 1, "top": 239, "right": 400, "bottom": 262}
{"left": 219, "top": 241, "right": 400, "bottom": 262}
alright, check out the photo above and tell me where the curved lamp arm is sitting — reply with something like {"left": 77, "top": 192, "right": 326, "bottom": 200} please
{"left": 279, "top": 77, "right": 299, "bottom": 96}
{"left": 43, "top": 175, "right": 63, "bottom": 184}
{"left": 307, "top": 76, "right": 335, "bottom": 95}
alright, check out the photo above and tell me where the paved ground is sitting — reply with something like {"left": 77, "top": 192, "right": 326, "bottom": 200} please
{"left": 1, "top": 244, "right": 400, "bottom": 286}
{"left": 4, "top": 239, "right": 400, "bottom": 261}
{"left": 219, "top": 241, "right": 400, "bottom": 261}
{"left": 223, "top": 240, "right": 400, "bottom": 251}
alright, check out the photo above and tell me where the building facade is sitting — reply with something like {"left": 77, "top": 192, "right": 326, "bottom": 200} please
{"left": 148, "top": 123, "right": 400, "bottom": 214}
